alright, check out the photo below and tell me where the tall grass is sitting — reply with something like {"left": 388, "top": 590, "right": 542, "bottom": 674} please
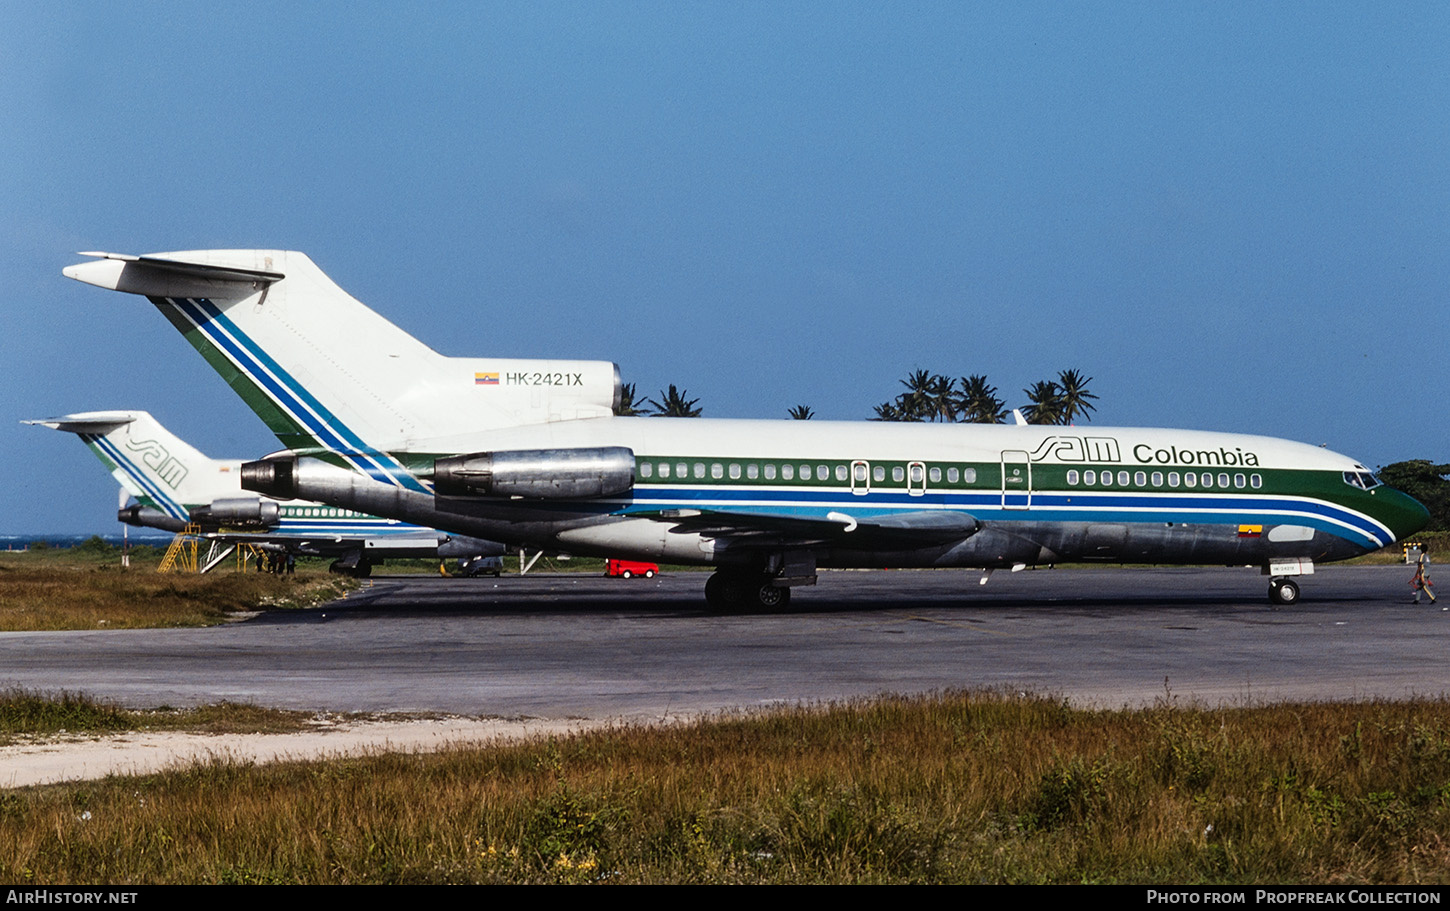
{"left": 0, "top": 689, "right": 134, "bottom": 736}
{"left": 0, "top": 689, "right": 322, "bottom": 742}
{"left": 6, "top": 692, "right": 1450, "bottom": 883}
{"left": 0, "top": 563, "right": 354, "bottom": 630}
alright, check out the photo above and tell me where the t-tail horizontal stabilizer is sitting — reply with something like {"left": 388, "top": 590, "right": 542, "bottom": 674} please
{"left": 63, "top": 252, "right": 284, "bottom": 298}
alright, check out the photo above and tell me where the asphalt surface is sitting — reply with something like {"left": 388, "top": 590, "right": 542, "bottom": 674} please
{"left": 2, "top": 566, "right": 1445, "bottom": 718}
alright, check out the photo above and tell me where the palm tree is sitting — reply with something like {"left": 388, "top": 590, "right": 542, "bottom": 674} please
{"left": 614, "top": 382, "right": 644, "bottom": 416}
{"left": 871, "top": 400, "right": 907, "bottom": 422}
{"left": 787, "top": 405, "right": 815, "bottom": 420}
{"left": 897, "top": 369, "right": 935, "bottom": 422}
{"left": 871, "top": 368, "right": 1098, "bottom": 425}
{"left": 646, "top": 385, "right": 702, "bottom": 417}
{"left": 956, "top": 375, "right": 1006, "bottom": 424}
{"left": 927, "top": 373, "right": 958, "bottom": 422}
{"left": 1055, "top": 369, "right": 1097, "bottom": 424}
{"left": 1021, "top": 381, "right": 1065, "bottom": 425}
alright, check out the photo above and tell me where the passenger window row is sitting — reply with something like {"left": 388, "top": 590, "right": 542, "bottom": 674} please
{"left": 1065, "top": 469, "right": 1262, "bottom": 490}
{"left": 637, "top": 460, "right": 1265, "bottom": 492}
{"left": 286, "top": 507, "right": 359, "bottom": 517}
{"left": 637, "top": 460, "right": 979, "bottom": 486}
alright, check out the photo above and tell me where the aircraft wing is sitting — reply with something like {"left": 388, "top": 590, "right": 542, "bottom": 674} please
{"left": 191, "top": 531, "right": 357, "bottom": 554}
{"left": 194, "top": 530, "right": 503, "bottom": 559}
{"left": 642, "top": 508, "right": 980, "bottom": 549}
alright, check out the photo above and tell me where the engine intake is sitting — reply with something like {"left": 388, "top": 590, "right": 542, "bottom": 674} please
{"left": 434, "top": 447, "right": 635, "bottom": 499}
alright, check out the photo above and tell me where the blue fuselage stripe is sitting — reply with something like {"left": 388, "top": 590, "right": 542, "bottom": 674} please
{"left": 622, "top": 485, "right": 1393, "bottom": 548}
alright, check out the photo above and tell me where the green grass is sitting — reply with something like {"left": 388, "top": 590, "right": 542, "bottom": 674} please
{"left": 7, "top": 692, "right": 1450, "bottom": 884}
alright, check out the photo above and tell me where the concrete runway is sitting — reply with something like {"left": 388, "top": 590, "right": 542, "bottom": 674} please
{"left": 2, "top": 566, "right": 1446, "bottom": 719}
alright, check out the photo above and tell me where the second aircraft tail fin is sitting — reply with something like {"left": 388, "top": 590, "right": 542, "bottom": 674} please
{"left": 24, "top": 410, "right": 238, "bottom": 523}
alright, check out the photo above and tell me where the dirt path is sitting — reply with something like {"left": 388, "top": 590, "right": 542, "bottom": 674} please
{"left": 0, "top": 717, "right": 605, "bottom": 788}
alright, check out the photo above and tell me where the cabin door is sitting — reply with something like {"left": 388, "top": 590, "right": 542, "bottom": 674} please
{"left": 1001, "top": 450, "right": 1032, "bottom": 509}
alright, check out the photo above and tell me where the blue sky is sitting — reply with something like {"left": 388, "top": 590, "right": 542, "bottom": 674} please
{"left": 3, "top": 1, "right": 1447, "bottom": 533}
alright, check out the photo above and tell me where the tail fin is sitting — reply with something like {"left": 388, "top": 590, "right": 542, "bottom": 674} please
{"left": 64, "top": 251, "right": 621, "bottom": 490}
{"left": 24, "top": 410, "right": 237, "bottom": 523}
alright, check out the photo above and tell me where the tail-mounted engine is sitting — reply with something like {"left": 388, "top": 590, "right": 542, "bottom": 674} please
{"left": 189, "top": 497, "right": 281, "bottom": 528}
{"left": 117, "top": 504, "right": 188, "bottom": 533}
{"left": 240, "top": 459, "right": 296, "bottom": 499}
{"left": 434, "top": 447, "right": 635, "bottom": 499}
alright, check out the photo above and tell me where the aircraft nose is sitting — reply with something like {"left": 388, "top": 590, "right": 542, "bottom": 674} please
{"left": 1375, "top": 486, "right": 1432, "bottom": 543}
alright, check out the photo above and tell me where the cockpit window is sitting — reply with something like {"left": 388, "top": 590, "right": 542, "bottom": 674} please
{"left": 1343, "top": 471, "right": 1382, "bottom": 490}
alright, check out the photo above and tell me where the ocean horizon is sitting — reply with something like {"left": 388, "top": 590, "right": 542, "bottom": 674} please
{"left": 1, "top": 533, "right": 176, "bottom": 550}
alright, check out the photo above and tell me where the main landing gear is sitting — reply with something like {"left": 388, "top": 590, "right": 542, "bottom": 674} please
{"left": 704, "top": 570, "right": 792, "bottom": 612}
{"left": 1268, "top": 577, "right": 1300, "bottom": 606}
{"left": 329, "top": 557, "right": 373, "bottom": 578}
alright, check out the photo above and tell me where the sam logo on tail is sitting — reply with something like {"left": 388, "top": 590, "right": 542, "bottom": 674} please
{"left": 123, "top": 437, "right": 188, "bottom": 489}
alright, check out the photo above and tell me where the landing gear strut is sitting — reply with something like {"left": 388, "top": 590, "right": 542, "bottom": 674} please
{"left": 704, "top": 570, "right": 792, "bottom": 612}
{"left": 1268, "top": 577, "right": 1299, "bottom": 606}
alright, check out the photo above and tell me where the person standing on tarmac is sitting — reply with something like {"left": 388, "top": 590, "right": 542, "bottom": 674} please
{"left": 1412, "top": 552, "right": 1436, "bottom": 604}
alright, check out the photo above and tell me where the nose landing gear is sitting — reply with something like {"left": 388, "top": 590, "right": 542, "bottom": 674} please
{"left": 1268, "top": 577, "right": 1300, "bottom": 605}
{"left": 1264, "top": 558, "right": 1312, "bottom": 606}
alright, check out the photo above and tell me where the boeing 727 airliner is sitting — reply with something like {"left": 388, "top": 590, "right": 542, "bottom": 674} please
{"left": 27, "top": 409, "right": 504, "bottom": 576}
{"left": 63, "top": 251, "right": 1429, "bottom": 607}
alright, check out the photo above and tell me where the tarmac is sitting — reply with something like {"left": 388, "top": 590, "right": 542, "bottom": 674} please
{"left": 3, "top": 565, "right": 1445, "bottom": 785}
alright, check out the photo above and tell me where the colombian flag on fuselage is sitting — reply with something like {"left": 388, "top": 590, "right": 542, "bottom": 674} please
{"left": 475, "top": 372, "right": 499, "bottom": 385}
